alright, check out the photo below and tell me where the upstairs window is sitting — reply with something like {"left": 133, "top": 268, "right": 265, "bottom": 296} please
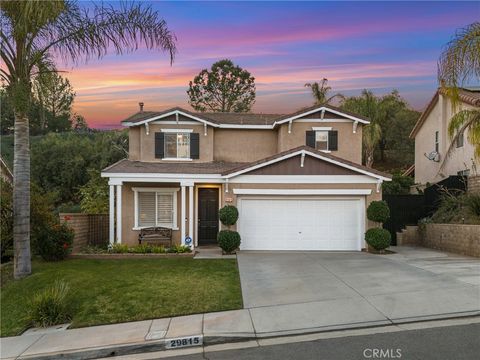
{"left": 435, "top": 131, "right": 439, "bottom": 152}
{"left": 165, "top": 133, "right": 190, "bottom": 159}
{"left": 315, "top": 131, "right": 329, "bottom": 150}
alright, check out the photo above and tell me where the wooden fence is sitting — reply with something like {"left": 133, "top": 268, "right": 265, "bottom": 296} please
{"left": 59, "top": 213, "right": 109, "bottom": 253}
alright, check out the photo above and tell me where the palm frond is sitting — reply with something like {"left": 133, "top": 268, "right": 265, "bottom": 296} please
{"left": 438, "top": 22, "right": 480, "bottom": 90}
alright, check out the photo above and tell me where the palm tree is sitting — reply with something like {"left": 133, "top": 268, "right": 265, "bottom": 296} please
{"left": 438, "top": 22, "right": 480, "bottom": 164}
{"left": 1, "top": 1, "right": 176, "bottom": 279}
{"left": 304, "top": 78, "right": 344, "bottom": 105}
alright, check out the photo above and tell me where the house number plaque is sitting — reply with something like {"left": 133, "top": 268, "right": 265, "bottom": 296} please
{"left": 165, "top": 335, "right": 203, "bottom": 349}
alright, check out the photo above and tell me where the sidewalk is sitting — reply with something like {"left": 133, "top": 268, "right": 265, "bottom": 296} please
{"left": 2, "top": 306, "right": 479, "bottom": 360}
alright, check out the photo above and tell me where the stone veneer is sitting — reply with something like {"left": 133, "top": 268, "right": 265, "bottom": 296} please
{"left": 398, "top": 223, "right": 480, "bottom": 257}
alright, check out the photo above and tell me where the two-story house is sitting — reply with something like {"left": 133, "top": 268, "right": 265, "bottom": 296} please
{"left": 101, "top": 103, "right": 391, "bottom": 251}
{"left": 410, "top": 88, "right": 480, "bottom": 187}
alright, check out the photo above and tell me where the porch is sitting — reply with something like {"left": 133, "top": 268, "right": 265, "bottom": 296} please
{"left": 107, "top": 180, "right": 226, "bottom": 249}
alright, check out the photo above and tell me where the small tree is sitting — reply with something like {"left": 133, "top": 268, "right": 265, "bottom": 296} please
{"left": 217, "top": 205, "right": 241, "bottom": 254}
{"left": 365, "top": 201, "right": 391, "bottom": 252}
{"left": 187, "top": 59, "right": 255, "bottom": 113}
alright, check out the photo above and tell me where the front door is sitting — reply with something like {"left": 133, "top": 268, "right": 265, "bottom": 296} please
{"left": 198, "top": 188, "right": 219, "bottom": 245}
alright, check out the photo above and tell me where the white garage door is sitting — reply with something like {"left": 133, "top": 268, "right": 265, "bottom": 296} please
{"left": 238, "top": 197, "right": 363, "bottom": 251}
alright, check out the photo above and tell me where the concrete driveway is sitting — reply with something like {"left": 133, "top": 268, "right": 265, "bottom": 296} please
{"left": 237, "top": 248, "right": 480, "bottom": 336}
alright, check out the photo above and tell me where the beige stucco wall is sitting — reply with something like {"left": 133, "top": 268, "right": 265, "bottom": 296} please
{"left": 277, "top": 122, "right": 363, "bottom": 164}
{"left": 213, "top": 129, "right": 278, "bottom": 162}
{"left": 414, "top": 94, "right": 479, "bottom": 185}
{"left": 119, "top": 181, "right": 380, "bottom": 249}
{"left": 132, "top": 123, "right": 214, "bottom": 162}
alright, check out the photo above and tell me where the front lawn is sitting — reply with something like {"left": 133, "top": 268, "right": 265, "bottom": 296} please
{"left": 1, "top": 258, "right": 242, "bottom": 337}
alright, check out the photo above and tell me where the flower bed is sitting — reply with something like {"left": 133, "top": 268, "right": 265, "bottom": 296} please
{"left": 74, "top": 244, "right": 195, "bottom": 259}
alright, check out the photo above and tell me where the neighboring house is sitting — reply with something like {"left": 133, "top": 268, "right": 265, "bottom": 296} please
{"left": 101, "top": 104, "right": 391, "bottom": 251}
{"left": 410, "top": 88, "right": 480, "bottom": 187}
{"left": 0, "top": 156, "right": 13, "bottom": 184}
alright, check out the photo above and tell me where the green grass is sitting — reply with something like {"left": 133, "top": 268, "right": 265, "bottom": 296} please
{"left": 0, "top": 258, "right": 243, "bottom": 337}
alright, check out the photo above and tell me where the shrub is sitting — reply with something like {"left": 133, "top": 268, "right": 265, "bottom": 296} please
{"left": 109, "top": 244, "right": 129, "bottom": 253}
{"left": 367, "top": 201, "right": 390, "bottom": 223}
{"left": 167, "top": 244, "right": 192, "bottom": 253}
{"left": 465, "top": 194, "right": 480, "bottom": 217}
{"left": 28, "top": 281, "right": 72, "bottom": 328}
{"left": 365, "top": 228, "right": 391, "bottom": 251}
{"left": 217, "top": 230, "right": 241, "bottom": 254}
{"left": 382, "top": 173, "right": 414, "bottom": 195}
{"left": 218, "top": 205, "right": 239, "bottom": 226}
{"left": 36, "top": 222, "right": 74, "bottom": 261}
{"left": 1, "top": 180, "right": 13, "bottom": 262}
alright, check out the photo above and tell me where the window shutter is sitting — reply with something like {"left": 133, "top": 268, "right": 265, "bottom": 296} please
{"left": 157, "top": 193, "right": 174, "bottom": 225}
{"left": 328, "top": 130, "right": 338, "bottom": 151}
{"left": 306, "top": 131, "right": 316, "bottom": 148}
{"left": 138, "top": 192, "right": 156, "bottom": 227}
{"left": 155, "top": 132, "right": 164, "bottom": 159}
{"left": 190, "top": 133, "right": 200, "bottom": 159}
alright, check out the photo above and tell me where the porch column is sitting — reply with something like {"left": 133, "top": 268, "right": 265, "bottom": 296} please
{"left": 188, "top": 185, "right": 194, "bottom": 248}
{"left": 180, "top": 185, "right": 186, "bottom": 245}
{"left": 109, "top": 184, "right": 115, "bottom": 245}
{"left": 116, "top": 184, "right": 122, "bottom": 243}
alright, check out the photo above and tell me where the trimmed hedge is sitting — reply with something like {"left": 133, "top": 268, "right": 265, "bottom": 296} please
{"left": 367, "top": 201, "right": 390, "bottom": 223}
{"left": 365, "top": 228, "right": 391, "bottom": 250}
{"left": 218, "top": 205, "right": 239, "bottom": 226}
{"left": 217, "top": 230, "right": 241, "bottom": 254}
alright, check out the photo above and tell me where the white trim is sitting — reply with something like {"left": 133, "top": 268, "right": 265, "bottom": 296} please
{"left": 294, "top": 119, "right": 352, "bottom": 123}
{"left": 161, "top": 128, "right": 193, "bottom": 133}
{"left": 188, "top": 185, "right": 194, "bottom": 248}
{"left": 228, "top": 175, "right": 378, "bottom": 184}
{"left": 312, "top": 127, "right": 332, "bottom": 131}
{"left": 116, "top": 185, "right": 122, "bottom": 243}
{"left": 109, "top": 185, "right": 115, "bottom": 245}
{"left": 152, "top": 120, "right": 199, "bottom": 125}
{"left": 133, "top": 226, "right": 179, "bottom": 231}
{"left": 123, "top": 107, "right": 369, "bottom": 129}
{"left": 181, "top": 186, "right": 186, "bottom": 245}
{"left": 161, "top": 158, "right": 193, "bottom": 161}
{"left": 274, "top": 106, "right": 370, "bottom": 125}
{"left": 132, "top": 187, "right": 180, "bottom": 192}
{"left": 224, "top": 149, "right": 391, "bottom": 181}
{"left": 232, "top": 189, "right": 372, "bottom": 195}
{"left": 104, "top": 173, "right": 222, "bottom": 179}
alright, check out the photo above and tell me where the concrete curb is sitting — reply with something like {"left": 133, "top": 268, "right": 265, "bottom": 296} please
{"left": 11, "top": 313, "right": 480, "bottom": 360}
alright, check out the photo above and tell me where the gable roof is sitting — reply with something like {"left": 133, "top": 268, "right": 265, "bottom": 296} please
{"left": 410, "top": 88, "right": 480, "bottom": 138}
{"left": 121, "top": 103, "right": 369, "bottom": 129}
{"left": 222, "top": 146, "right": 392, "bottom": 181}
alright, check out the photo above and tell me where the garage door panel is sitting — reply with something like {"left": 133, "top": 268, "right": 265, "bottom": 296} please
{"left": 238, "top": 197, "right": 362, "bottom": 251}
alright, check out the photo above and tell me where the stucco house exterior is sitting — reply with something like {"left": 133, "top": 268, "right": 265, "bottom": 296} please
{"left": 410, "top": 88, "right": 480, "bottom": 187}
{"left": 101, "top": 104, "right": 391, "bottom": 251}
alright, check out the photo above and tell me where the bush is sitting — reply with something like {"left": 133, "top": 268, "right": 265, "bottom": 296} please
{"left": 382, "top": 173, "right": 414, "bottom": 195}
{"left": 167, "top": 244, "right": 192, "bottom": 253}
{"left": 367, "top": 201, "right": 390, "bottom": 223}
{"left": 28, "top": 280, "right": 72, "bottom": 328}
{"left": 36, "top": 222, "right": 74, "bottom": 261}
{"left": 365, "top": 228, "right": 391, "bottom": 251}
{"left": 1, "top": 180, "right": 13, "bottom": 262}
{"left": 218, "top": 205, "right": 239, "bottom": 226}
{"left": 217, "top": 230, "right": 241, "bottom": 254}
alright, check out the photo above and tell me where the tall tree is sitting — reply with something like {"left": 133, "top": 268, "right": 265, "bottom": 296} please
{"left": 187, "top": 59, "right": 256, "bottom": 112}
{"left": 33, "top": 72, "right": 75, "bottom": 132}
{"left": 438, "top": 22, "right": 480, "bottom": 163}
{"left": 304, "top": 78, "right": 344, "bottom": 105}
{"left": 0, "top": 0, "right": 176, "bottom": 279}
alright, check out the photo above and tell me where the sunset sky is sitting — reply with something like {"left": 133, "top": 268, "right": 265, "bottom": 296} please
{"left": 64, "top": 1, "right": 479, "bottom": 129}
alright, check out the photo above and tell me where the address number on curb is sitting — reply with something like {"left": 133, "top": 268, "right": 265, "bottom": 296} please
{"left": 165, "top": 335, "right": 203, "bottom": 349}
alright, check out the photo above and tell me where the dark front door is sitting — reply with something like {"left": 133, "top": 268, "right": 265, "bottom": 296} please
{"left": 198, "top": 188, "right": 219, "bottom": 245}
